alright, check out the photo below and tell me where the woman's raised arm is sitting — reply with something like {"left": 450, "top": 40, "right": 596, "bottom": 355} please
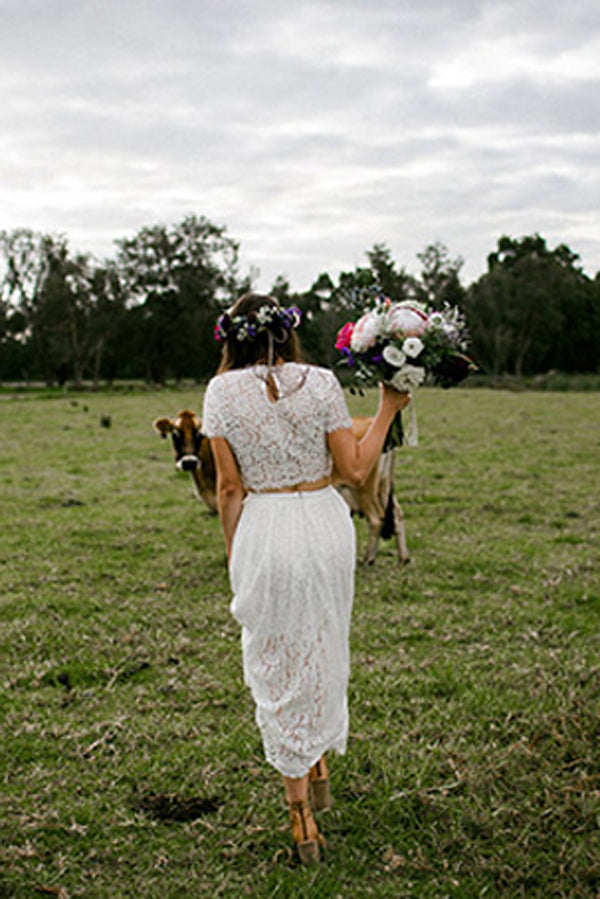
{"left": 327, "top": 385, "right": 411, "bottom": 487}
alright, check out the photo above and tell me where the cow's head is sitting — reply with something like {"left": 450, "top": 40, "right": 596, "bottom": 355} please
{"left": 153, "top": 409, "right": 206, "bottom": 472}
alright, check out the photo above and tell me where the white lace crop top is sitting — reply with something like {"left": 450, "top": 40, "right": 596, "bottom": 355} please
{"left": 202, "top": 363, "right": 352, "bottom": 491}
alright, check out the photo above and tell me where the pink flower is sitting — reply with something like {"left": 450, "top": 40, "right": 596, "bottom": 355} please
{"left": 335, "top": 322, "right": 355, "bottom": 351}
{"left": 387, "top": 303, "right": 428, "bottom": 337}
{"left": 351, "top": 311, "right": 382, "bottom": 352}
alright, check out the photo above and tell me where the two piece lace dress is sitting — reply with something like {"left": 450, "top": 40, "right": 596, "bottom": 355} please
{"left": 202, "top": 363, "right": 356, "bottom": 777}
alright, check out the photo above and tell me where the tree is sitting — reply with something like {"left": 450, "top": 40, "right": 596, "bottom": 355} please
{"left": 0, "top": 229, "right": 55, "bottom": 381}
{"left": 114, "top": 215, "right": 247, "bottom": 383}
{"left": 416, "top": 241, "right": 465, "bottom": 310}
{"left": 0, "top": 229, "right": 94, "bottom": 384}
{"left": 0, "top": 229, "right": 53, "bottom": 324}
{"left": 464, "top": 234, "right": 594, "bottom": 376}
{"left": 85, "top": 264, "right": 128, "bottom": 387}
{"left": 366, "top": 243, "right": 415, "bottom": 303}
{"left": 269, "top": 275, "right": 294, "bottom": 305}
{"left": 0, "top": 284, "right": 27, "bottom": 381}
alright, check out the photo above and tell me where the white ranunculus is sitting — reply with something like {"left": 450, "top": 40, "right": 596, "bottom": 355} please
{"left": 388, "top": 364, "right": 426, "bottom": 391}
{"left": 387, "top": 304, "right": 428, "bottom": 337}
{"left": 350, "top": 311, "right": 382, "bottom": 353}
{"left": 256, "top": 306, "right": 272, "bottom": 324}
{"left": 428, "top": 312, "right": 444, "bottom": 327}
{"left": 382, "top": 344, "right": 406, "bottom": 368}
{"left": 428, "top": 309, "right": 460, "bottom": 343}
{"left": 402, "top": 336, "right": 424, "bottom": 359}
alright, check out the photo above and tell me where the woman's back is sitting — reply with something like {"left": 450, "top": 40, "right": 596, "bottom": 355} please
{"left": 202, "top": 362, "right": 351, "bottom": 491}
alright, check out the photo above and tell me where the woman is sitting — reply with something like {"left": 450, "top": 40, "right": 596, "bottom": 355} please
{"left": 202, "top": 293, "right": 410, "bottom": 864}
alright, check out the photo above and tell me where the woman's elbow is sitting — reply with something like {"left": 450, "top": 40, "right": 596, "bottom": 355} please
{"left": 329, "top": 433, "right": 370, "bottom": 487}
{"left": 218, "top": 479, "right": 243, "bottom": 501}
{"left": 351, "top": 467, "right": 370, "bottom": 488}
{"left": 334, "top": 463, "right": 367, "bottom": 489}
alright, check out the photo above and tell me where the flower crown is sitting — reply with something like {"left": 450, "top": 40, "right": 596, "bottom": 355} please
{"left": 214, "top": 303, "right": 302, "bottom": 343}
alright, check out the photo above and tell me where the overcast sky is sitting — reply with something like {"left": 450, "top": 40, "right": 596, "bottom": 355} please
{"left": 2, "top": 0, "right": 599, "bottom": 290}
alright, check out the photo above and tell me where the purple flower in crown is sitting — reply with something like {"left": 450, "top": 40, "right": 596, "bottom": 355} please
{"left": 214, "top": 302, "right": 303, "bottom": 343}
{"left": 286, "top": 306, "right": 302, "bottom": 328}
{"left": 214, "top": 313, "right": 230, "bottom": 342}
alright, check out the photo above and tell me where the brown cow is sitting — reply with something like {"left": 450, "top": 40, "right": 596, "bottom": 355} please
{"left": 153, "top": 410, "right": 217, "bottom": 513}
{"left": 335, "top": 416, "right": 409, "bottom": 566}
{"left": 153, "top": 410, "right": 408, "bottom": 565}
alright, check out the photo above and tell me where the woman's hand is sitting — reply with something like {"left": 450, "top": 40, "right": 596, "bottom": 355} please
{"left": 328, "top": 385, "right": 411, "bottom": 488}
{"left": 380, "top": 383, "right": 411, "bottom": 412}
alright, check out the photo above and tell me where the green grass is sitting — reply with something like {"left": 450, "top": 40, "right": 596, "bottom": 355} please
{"left": 1, "top": 386, "right": 599, "bottom": 898}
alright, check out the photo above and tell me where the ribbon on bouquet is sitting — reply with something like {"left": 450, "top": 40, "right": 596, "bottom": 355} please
{"left": 384, "top": 394, "right": 418, "bottom": 450}
{"left": 404, "top": 392, "right": 418, "bottom": 447}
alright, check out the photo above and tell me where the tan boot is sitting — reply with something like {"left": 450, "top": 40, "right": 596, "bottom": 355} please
{"left": 288, "top": 800, "right": 325, "bottom": 864}
{"left": 309, "top": 756, "right": 332, "bottom": 812}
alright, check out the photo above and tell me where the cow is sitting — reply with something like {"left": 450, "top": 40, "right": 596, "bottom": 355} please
{"left": 334, "top": 416, "right": 409, "bottom": 566}
{"left": 153, "top": 409, "right": 409, "bottom": 566}
{"left": 153, "top": 410, "right": 217, "bottom": 513}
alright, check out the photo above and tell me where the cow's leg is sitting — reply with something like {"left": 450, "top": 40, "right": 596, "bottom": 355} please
{"left": 378, "top": 448, "right": 409, "bottom": 566}
{"left": 392, "top": 496, "right": 410, "bottom": 565}
{"left": 354, "top": 465, "right": 384, "bottom": 565}
{"left": 360, "top": 495, "right": 384, "bottom": 565}
{"left": 363, "top": 519, "right": 382, "bottom": 565}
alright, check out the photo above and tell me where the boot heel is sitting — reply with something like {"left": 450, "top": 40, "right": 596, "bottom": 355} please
{"left": 309, "top": 756, "right": 332, "bottom": 811}
{"left": 288, "top": 800, "right": 324, "bottom": 865}
{"left": 296, "top": 839, "right": 320, "bottom": 865}
{"left": 310, "top": 778, "right": 332, "bottom": 812}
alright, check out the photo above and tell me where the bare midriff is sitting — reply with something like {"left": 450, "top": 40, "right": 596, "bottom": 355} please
{"left": 248, "top": 476, "right": 331, "bottom": 494}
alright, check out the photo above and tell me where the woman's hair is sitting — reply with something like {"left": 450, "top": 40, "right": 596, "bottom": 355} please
{"left": 216, "top": 293, "right": 303, "bottom": 374}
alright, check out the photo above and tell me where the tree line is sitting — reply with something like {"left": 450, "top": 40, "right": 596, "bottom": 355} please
{"left": 1, "top": 216, "right": 599, "bottom": 386}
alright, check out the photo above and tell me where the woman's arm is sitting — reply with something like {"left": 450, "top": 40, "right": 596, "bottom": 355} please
{"left": 209, "top": 436, "right": 245, "bottom": 560}
{"left": 327, "top": 385, "right": 411, "bottom": 487}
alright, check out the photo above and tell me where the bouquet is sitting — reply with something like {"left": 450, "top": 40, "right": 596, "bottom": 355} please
{"left": 335, "top": 294, "right": 476, "bottom": 446}
{"left": 335, "top": 295, "right": 475, "bottom": 392}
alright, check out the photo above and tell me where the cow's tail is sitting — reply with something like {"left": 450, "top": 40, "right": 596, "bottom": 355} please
{"left": 380, "top": 485, "right": 396, "bottom": 540}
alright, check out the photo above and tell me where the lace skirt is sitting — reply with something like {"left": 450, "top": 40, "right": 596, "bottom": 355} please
{"left": 229, "top": 486, "right": 356, "bottom": 778}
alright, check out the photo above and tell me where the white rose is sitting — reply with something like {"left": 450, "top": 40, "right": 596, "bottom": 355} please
{"left": 382, "top": 344, "right": 406, "bottom": 368}
{"left": 402, "top": 336, "right": 424, "bottom": 359}
{"left": 350, "top": 311, "right": 382, "bottom": 353}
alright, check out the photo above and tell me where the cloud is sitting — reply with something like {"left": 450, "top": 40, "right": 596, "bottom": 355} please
{"left": 1, "top": 0, "right": 599, "bottom": 290}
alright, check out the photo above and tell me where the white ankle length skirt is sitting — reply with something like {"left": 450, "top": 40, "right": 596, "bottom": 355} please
{"left": 228, "top": 486, "right": 356, "bottom": 778}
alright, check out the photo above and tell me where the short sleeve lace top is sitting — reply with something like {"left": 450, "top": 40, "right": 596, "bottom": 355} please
{"left": 202, "top": 363, "right": 351, "bottom": 491}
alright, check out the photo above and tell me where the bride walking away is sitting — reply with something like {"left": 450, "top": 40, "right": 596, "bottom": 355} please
{"left": 202, "top": 293, "right": 410, "bottom": 863}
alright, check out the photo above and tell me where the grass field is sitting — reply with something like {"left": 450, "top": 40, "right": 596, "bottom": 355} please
{"left": 1, "top": 385, "right": 599, "bottom": 898}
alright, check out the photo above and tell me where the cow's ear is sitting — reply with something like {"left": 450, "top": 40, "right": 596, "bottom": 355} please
{"left": 194, "top": 416, "right": 203, "bottom": 431}
{"left": 153, "top": 417, "right": 173, "bottom": 438}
